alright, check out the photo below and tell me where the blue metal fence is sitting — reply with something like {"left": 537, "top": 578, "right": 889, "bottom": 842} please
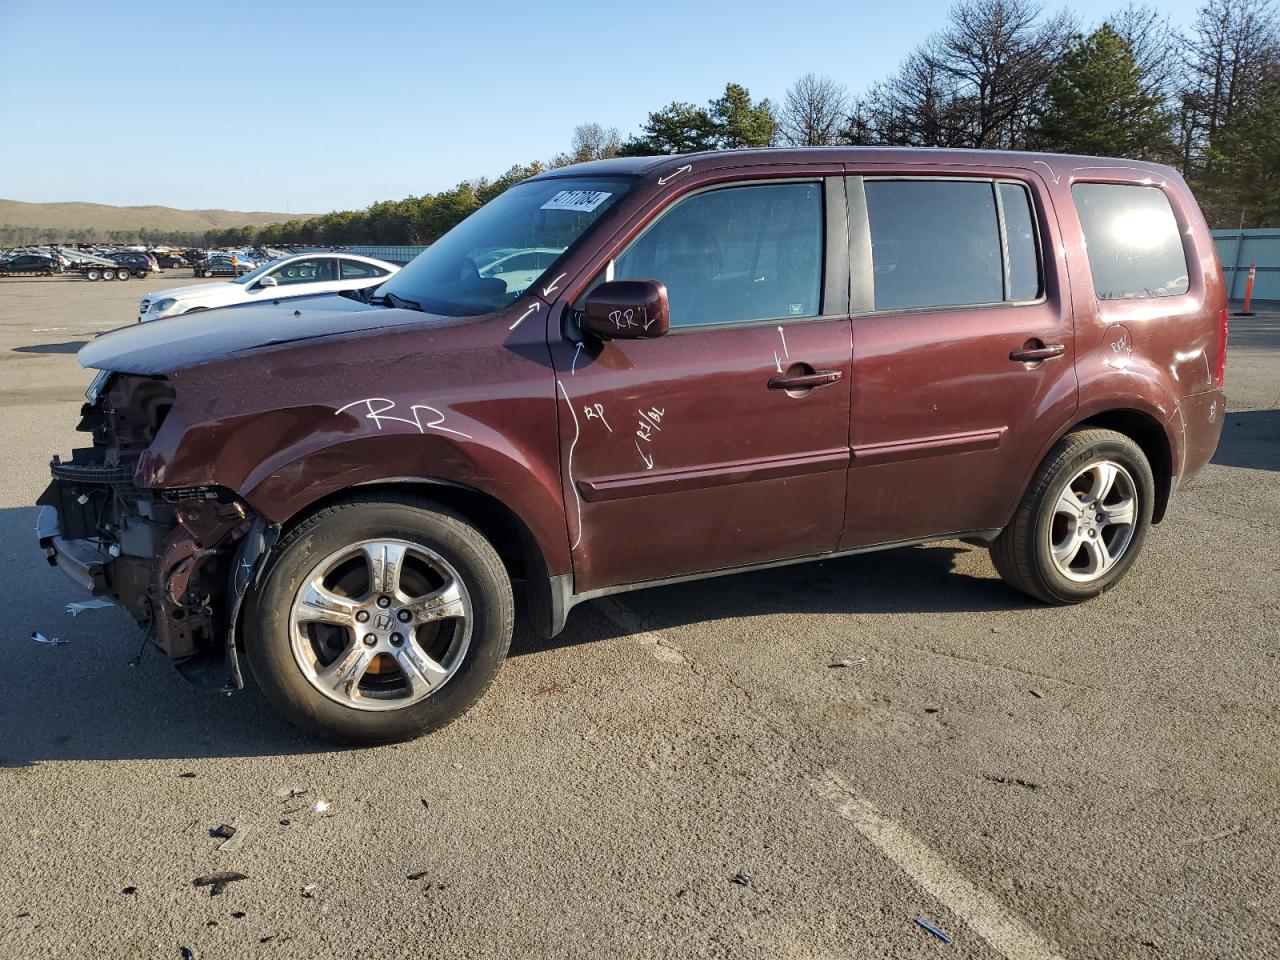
{"left": 1211, "top": 229, "right": 1280, "bottom": 302}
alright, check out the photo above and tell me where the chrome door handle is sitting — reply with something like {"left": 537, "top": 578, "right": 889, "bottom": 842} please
{"left": 768, "top": 370, "right": 843, "bottom": 390}
{"left": 1009, "top": 343, "right": 1065, "bottom": 362}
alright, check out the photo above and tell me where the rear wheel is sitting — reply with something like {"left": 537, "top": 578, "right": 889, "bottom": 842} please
{"left": 86, "top": 269, "right": 100, "bottom": 281}
{"left": 245, "top": 496, "right": 514, "bottom": 744}
{"left": 990, "top": 429, "right": 1154, "bottom": 604}
{"left": 115, "top": 269, "right": 130, "bottom": 280}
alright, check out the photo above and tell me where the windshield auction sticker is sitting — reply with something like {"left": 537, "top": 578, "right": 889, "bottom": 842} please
{"left": 540, "top": 190, "right": 612, "bottom": 213}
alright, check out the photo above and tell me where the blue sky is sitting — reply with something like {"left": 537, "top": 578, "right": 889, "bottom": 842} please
{"left": 0, "top": 0, "right": 1205, "bottom": 214}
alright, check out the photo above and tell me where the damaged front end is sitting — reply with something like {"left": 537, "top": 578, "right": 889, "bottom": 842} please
{"left": 37, "top": 372, "right": 270, "bottom": 687}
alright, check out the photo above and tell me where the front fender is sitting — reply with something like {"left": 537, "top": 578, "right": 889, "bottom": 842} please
{"left": 138, "top": 403, "right": 570, "bottom": 579}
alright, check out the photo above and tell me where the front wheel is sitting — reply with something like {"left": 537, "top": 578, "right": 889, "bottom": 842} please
{"left": 990, "top": 428, "right": 1154, "bottom": 604}
{"left": 245, "top": 496, "right": 514, "bottom": 744}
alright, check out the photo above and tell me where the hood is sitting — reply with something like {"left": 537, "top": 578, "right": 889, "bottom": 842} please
{"left": 79, "top": 294, "right": 437, "bottom": 375}
{"left": 143, "top": 280, "right": 241, "bottom": 303}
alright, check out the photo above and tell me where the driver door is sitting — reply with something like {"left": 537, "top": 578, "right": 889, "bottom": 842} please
{"left": 548, "top": 175, "right": 853, "bottom": 593}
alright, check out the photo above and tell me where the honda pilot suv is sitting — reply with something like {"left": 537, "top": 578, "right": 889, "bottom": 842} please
{"left": 37, "top": 148, "right": 1227, "bottom": 744}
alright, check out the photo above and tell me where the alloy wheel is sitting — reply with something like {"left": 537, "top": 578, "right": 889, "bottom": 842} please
{"left": 288, "top": 538, "right": 473, "bottom": 711}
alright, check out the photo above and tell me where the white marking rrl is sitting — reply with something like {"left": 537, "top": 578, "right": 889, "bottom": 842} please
{"left": 509, "top": 301, "right": 541, "bottom": 331}
{"left": 814, "top": 771, "right": 1066, "bottom": 960}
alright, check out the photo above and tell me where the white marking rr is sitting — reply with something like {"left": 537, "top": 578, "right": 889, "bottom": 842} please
{"left": 814, "top": 771, "right": 1066, "bottom": 960}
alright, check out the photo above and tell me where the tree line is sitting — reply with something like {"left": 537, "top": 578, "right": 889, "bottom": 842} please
{"left": 25, "top": 0, "right": 1276, "bottom": 248}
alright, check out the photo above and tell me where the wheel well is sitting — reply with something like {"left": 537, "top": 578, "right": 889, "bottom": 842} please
{"left": 287, "top": 480, "right": 536, "bottom": 583}
{"left": 1074, "top": 410, "right": 1173, "bottom": 523}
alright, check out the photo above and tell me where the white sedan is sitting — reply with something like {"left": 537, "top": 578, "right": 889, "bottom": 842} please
{"left": 138, "top": 253, "right": 400, "bottom": 322}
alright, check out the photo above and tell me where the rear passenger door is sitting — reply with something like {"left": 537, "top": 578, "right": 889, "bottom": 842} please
{"left": 840, "top": 173, "right": 1078, "bottom": 549}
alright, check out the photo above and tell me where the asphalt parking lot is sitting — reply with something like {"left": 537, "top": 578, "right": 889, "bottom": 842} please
{"left": 0, "top": 274, "right": 1276, "bottom": 960}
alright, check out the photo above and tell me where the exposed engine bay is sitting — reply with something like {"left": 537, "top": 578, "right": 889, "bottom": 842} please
{"left": 37, "top": 373, "right": 268, "bottom": 682}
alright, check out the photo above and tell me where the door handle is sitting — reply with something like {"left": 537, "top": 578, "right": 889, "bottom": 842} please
{"left": 1009, "top": 342, "right": 1065, "bottom": 363}
{"left": 768, "top": 370, "right": 843, "bottom": 390}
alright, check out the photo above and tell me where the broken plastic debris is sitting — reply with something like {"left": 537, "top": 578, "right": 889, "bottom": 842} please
{"left": 121, "top": 886, "right": 137, "bottom": 896}
{"left": 274, "top": 787, "right": 307, "bottom": 800}
{"left": 209, "top": 824, "right": 237, "bottom": 840}
{"left": 301, "top": 884, "right": 316, "bottom": 899}
{"left": 915, "top": 917, "right": 952, "bottom": 943}
{"left": 180, "top": 947, "right": 197, "bottom": 960}
{"left": 731, "top": 871, "right": 751, "bottom": 886}
{"left": 30, "top": 631, "right": 68, "bottom": 646}
{"left": 192, "top": 872, "right": 248, "bottom": 897}
{"left": 312, "top": 799, "right": 332, "bottom": 815}
{"left": 65, "top": 598, "right": 114, "bottom": 616}
{"left": 406, "top": 871, "right": 429, "bottom": 881}
{"left": 828, "top": 657, "right": 867, "bottom": 668}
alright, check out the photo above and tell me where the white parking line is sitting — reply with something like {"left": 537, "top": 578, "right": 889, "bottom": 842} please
{"left": 815, "top": 771, "right": 1067, "bottom": 960}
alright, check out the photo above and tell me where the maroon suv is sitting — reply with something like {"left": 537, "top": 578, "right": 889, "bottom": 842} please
{"left": 38, "top": 148, "right": 1227, "bottom": 743}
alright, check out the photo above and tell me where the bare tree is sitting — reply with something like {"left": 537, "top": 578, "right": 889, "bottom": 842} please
{"left": 570, "top": 122, "right": 622, "bottom": 162}
{"left": 924, "top": 0, "right": 1075, "bottom": 148}
{"left": 1109, "top": 3, "right": 1183, "bottom": 106}
{"left": 1179, "top": 0, "right": 1280, "bottom": 170}
{"left": 780, "top": 73, "right": 850, "bottom": 145}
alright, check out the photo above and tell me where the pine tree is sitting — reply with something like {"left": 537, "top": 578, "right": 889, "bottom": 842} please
{"left": 1034, "top": 24, "right": 1174, "bottom": 158}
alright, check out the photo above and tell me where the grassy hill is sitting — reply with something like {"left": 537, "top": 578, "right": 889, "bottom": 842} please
{"left": 0, "top": 198, "right": 320, "bottom": 243}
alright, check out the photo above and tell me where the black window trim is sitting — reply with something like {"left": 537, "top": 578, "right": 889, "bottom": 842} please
{"left": 847, "top": 174, "right": 1048, "bottom": 318}
{"left": 574, "top": 175, "right": 848, "bottom": 337}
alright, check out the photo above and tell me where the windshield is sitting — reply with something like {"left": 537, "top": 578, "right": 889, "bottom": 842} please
{"left": 232, "top": 259, "right": 277, "bottom": 284}
{"left": 378, "top": 176, "right": 633, "bottom": 316}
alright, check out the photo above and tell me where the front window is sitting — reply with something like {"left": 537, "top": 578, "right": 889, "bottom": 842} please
{"left": 378, "top": 176, "right": 633, "bottom": 317}
{"left": 232, "top": 260, "right": 280, "bottom": 284}
{"left": 266, "top": 257, "right": 334, "bottom": 285}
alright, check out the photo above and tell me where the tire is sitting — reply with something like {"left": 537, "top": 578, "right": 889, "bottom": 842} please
{"left": 133, "top": 268, "right": 146, "bottom": 278}
{"left": 86, "top": 269, "right": 100, "bottom": 281}
{"left": 245, "top": 495, "right": 514, "bottom": 744}
{"left": 990, "top": 428, "right": 1154, "bottom": 604}
{"left": 116, "top": 269, "right": 130, "bottom": 280}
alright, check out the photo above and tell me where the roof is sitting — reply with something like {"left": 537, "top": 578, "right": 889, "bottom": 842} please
{"left": 530, "top": 146, "right": 1182, "bottom": 183}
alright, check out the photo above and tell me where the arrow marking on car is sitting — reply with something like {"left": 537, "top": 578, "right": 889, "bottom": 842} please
{"left": 777, "top": 326, "right": 789, "bottom": 359}
{"left": 571, "top": 342, "right": 584, "bottom": 375}
{"left": 657, "top": 164, "right": 692, "bottom": 186}
{"left": 542, "top": 273, "right": 567, "bottom": 297}
{"left": 509, "top": 301, "right": 541, "bottom": 331}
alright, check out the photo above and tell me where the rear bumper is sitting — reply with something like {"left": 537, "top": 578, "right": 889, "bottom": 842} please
{"left": 1175, "top": 389, "right": 1227, "bottom": 482}
{"left": 36, "top": 505, "right": 111, "bottom": 594}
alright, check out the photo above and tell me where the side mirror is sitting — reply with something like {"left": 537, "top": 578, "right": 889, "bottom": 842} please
{"left": 258, "top": 275, "right": 278, "bottom": 288}
{"left": 582, "top": 280, "right": 669, "bottom": 340}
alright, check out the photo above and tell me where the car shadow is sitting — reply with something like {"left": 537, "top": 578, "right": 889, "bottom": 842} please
{"left": 511, "top": 539, "right": 1033, "bottom": 658}
{"left": 1212, "top": 409, "right": 1280, "bottom": 471}
{"left": 13, "top": 341, "right": 88, "bottom": 355}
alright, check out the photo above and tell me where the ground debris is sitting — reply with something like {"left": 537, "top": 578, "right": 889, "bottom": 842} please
{"left": 407, "top": 871, "right": 429, "bottom": 881}
{"left": 983, "top": 774, "right": 1041, "bottom": 790}
{"left": 730, "top": 871, "right": 751, "bottom": 886}
{"left": 65, "top": 598, "right": 114, "bottom": 616}
{"left": 828, "top": 657, "right": 867, "bottom": 669}
{"left": 209, "top": 824, "right": 236, "bottom": 840}
{"left": 180, "top": 947, "right": 197, "bottom": 960}
{"left": 30, "top": 631, "right": 68, "bottom": 646}
{"left": 192, "top": 872, "right": 248, "bottom": 896}
{"left": 178, "top": 772, "right": 197, "bottom": 779}
{"left": 121, "top": 886, "right": 137, "bottom": 896}
{"left": 1176, "top": 824, "right": 1245, "bottom": 845}
{"left": 301, "top": 884, "right": 316, "bottom": 898}
{"left": 915, "top": 916, "right": 952, "bottom": 943}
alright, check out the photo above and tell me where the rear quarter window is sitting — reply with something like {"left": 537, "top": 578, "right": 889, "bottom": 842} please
{"left": 1072, "top": 182, "right": 1189, "bottom": 300}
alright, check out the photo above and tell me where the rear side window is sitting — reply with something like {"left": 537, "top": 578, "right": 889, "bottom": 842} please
{"left": 865, "top": 179, "right": 1040, "bottom": 311}
{"left": 1072, "top": 183, "right": 1189, "bottom": 300}
{"left": 612, "top": 182, "right": 823, "bottom": 328}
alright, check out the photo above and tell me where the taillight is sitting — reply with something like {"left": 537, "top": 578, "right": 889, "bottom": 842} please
{"left": 1214, "top": 307, "right": 1228, "bottom": 389}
